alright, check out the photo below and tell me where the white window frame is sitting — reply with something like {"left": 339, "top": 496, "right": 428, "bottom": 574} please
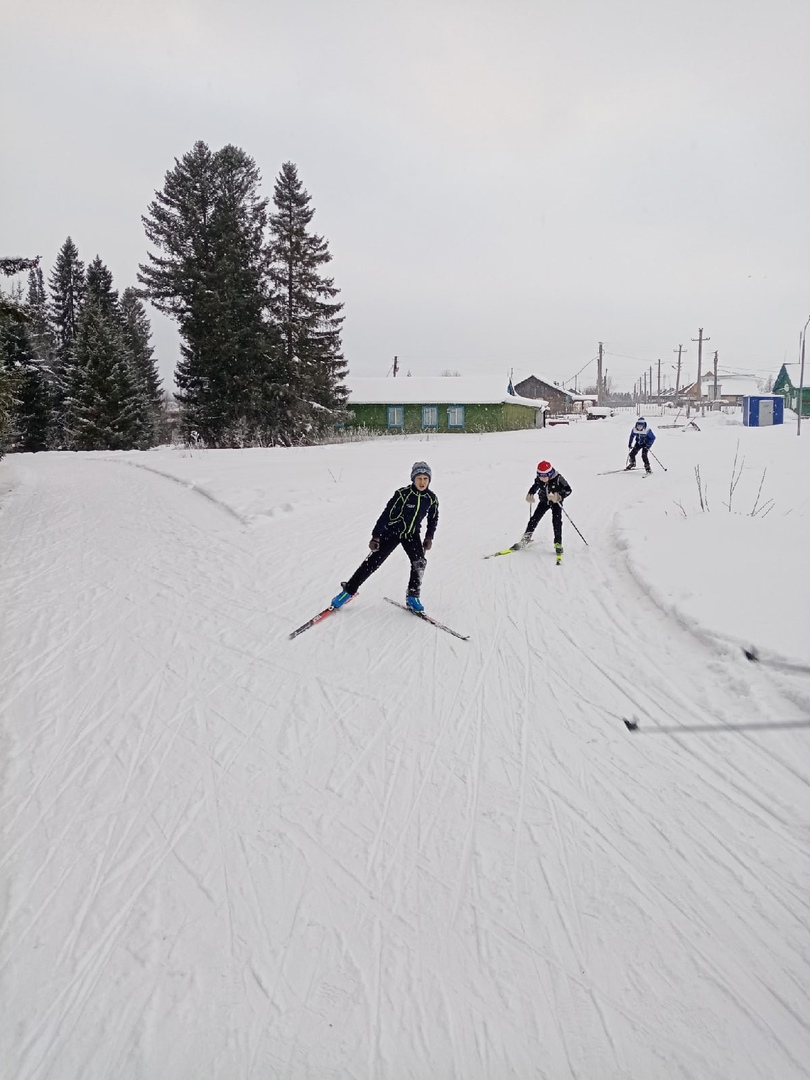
{"left": 387, "top": 405, "right": 404, "bottom": 428}
{"left": 421, "top": 405, "right": 439, "bottom": 429}
{"left": 447, "top": 405, "right": 465, "bottom": 428}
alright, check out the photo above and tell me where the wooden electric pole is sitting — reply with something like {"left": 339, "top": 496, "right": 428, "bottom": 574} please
{"left": 597, "top": 341, "right": 604, "bottom": 405}
{"left": 673, "top": 344, "right": 685, "bottom": 395}
{"left": 657, "top": 359, "right": 661, "bottom": 401}
{"left": 712, "top": 350, "right": 719, "bottom": 401}
{"left": 691, "top": 328, "right": 710, "bottom": 405}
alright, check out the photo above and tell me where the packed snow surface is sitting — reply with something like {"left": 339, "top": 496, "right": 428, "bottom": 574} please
{"left": 1, "top": 411, "right": 809, "bottom": 1080}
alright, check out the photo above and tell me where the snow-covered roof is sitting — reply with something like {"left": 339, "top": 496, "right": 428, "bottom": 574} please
{"left": 698, "top": 373, "right": 762, "bottom": 397}
{"left": 345, "top": 376, "right": 546, "bottom": 409}
{"left": 777, "top": 363, "right": 805, "bottom": 386}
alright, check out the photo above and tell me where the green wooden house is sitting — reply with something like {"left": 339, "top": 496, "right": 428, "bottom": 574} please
{"left": 773, "top": 363, "right": 810, "bottom": 416}
{"left": 344, "top": 377, "right": 547, "bottom": 434}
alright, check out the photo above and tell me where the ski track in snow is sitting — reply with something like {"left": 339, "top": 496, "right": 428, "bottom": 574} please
{"left": 1, "top": 429, "right": 809, "bottom": 1080}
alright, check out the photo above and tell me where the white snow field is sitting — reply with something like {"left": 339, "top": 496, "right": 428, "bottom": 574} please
{"left": 1, "top": 412, "right": 809, "bottom": 1080}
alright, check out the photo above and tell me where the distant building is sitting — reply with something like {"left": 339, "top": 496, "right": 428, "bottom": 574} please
{"left": 683, "top": 372, "right": 763, "bottom": 405}
{"left": 773, "top": 363, "right": 809, "bottom": 416}
{"left": 344, "top": 377, "right": 547, "bottom": 433}
{"left": 513, "top": 376, "right": 579, "bottom": 414}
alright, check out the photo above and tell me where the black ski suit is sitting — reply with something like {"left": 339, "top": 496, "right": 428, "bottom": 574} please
{"left": 525, "top": 471, "right": 572, "bottom": 545}
{"left": 343, "top": 484, "right": 439, "bottom": 598}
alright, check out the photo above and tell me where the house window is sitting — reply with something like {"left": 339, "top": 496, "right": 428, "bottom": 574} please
{"left": 447, "top": 406, "right": 465, "bottom": 428}
{"left": 387, "top": 406, "right": 404, "bottom": 428}
{"left": 422, "top": 406, "right": 438, "bottom": 429}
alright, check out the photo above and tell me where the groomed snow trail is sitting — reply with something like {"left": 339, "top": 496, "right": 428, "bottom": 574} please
{"left": 1, "top": 438, "right": 808, "bottom": 1080}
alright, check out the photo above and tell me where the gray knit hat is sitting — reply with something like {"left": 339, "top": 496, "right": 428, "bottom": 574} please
{"left": 410, "top": 461, "right": 432, "bottom": 481}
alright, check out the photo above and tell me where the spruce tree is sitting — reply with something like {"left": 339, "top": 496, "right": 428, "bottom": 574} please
{"left": 0, "top": 258, "right": 41, "bottom": 457}
{"left": 3, "top": 309, "right": 51, "bottom": 453}
{"left": 66, "top": 298, "right": 143, "bottom": 450}
{"left": 266, "top": 161, "right": 347, "bottom": 440}
{"left": 27, "top": 265, "right": 57, "bottom": 370}
{"left": 139, "top": 141, "right": 272, "bottom": 445}
{"left": 86, "top": 256, "right": 121, "bottom": 321}
{"left": 120, "top": 287, "right": 164, "bottom": 445}
{"left": 48, "top": 237, "right": 86, "bottom": 443}
{"left": 85, "top": 258, "right": 154, "bottom": 447}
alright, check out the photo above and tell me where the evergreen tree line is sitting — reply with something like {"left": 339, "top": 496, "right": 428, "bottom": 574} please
{"left": 1, "top": 141, "right": 348, "bottom": 455}
{"left": 0, "top": 248, "right": 164, "bottom": 456}
{"left": 138, "top": 142, "right": 348, "bottom": 447}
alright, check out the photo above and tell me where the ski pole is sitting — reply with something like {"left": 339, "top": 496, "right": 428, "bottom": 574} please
{"left": 650, "top": 451, "right": 668, "bottom": 472}
{"left": 562, "top": 505, "right": 589, "bottom": 546}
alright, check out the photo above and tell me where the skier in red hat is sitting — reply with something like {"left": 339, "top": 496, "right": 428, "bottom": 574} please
{"left": 518, "top": 460, "right": 572, "bottom": 561}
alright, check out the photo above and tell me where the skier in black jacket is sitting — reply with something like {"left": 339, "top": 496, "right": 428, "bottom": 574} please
{"left": 518, "top": 460, "right": 572, "bottom": 557}
{"left": 331, "top": 461, "right": 439, "bottom": 613}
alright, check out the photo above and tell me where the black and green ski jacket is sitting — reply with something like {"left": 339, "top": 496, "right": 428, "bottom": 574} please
{"left": 373, "top": 484, "right": 439, "bottom": 541}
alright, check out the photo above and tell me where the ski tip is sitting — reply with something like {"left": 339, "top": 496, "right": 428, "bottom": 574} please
{"left": 623, "top": 718, "right": 639, "bottom": 731}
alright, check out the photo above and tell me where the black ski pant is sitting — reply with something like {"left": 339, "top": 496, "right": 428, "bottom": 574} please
{"left": 628, "top": 445, "right": 651, "bottom": 469}
{"left": 343, "top": 531, "right": 426, "bottom": 597}
{"left": 526, "top": 502, "right": 563, "bottom": 545}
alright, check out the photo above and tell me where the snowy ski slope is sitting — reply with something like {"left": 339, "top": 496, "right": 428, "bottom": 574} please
{"left": 1, "top": 414, "right": 808, "bottom": 1080}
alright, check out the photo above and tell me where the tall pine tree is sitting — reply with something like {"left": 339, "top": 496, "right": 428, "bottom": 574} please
{"left": 85, "top": 255, "right": 121, "bottom": 321}
{"left": 139, "top": 141, "right": 272, "bottom": 445}
{"left": 120, "top": 287, "right": 164, "bottom": 445}
{"left": 3, "top": 297, "right": 51, "bottom": 453}
{"left": 266, "top": 162, "right": 347, "bottom": 441}
{"left": 26, "top": 265, "right": 56, "bottom": 370}
{"left": 66, "top": 298, "right": 143, "bottom": 451}
{"left": 48, "top": 237, "right": 86, "bottom": 444}
{"left": 0, "top": 258, "right": 42, "bottom": 457}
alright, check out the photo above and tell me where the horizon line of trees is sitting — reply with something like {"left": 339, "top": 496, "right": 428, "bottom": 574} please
{"left": 0, "top": 141, "right": 348, "bottom": 458}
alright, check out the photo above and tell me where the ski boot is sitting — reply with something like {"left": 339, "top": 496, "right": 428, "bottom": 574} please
{"left": 331, "top": 582, "right": 355, "bottom": 609}
{"left": 512, "top": 531, "right": 534, "bottom": 551}
{"left": 405, "top": 595, "right": 425, "bottom": 613}
{"left": 555, "top": 542, "right": 563, "bottom": 565}
{"left": 624, "top": 462, "right": 636, "bottom": 471}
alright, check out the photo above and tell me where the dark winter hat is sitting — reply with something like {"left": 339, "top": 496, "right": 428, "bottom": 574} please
{"left": 536, "top": 460, "right": 556, "bottom": 479}
{"left": 411, "top": 461, "right": 432, "bottom": 481}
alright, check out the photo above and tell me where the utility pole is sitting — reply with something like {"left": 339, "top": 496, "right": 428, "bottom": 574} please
{"left": 392, "top": 355, "right": 399, "bottom": 377}
{"left": 648, "top": 365, "right": 653, "bottom": 403}
{"left": 643, "top": 371, "right": 647, "bottom": 400}
{"left": 597, "top": 341, "right": 604, "bottom": 405}
{"left": 712, "top": 350, "right": 719, "bottom": 402}
{"left": 691, "top": 328, "right": 710, "bottom": 408}
{"left": 657, "top": 359, "right": 661, "bottom": 401}
{"left": 673, "top": 344, "right": 685, "bottom": 395}
{"left": 799, "top": 317, "right": 809, "bottom": 436}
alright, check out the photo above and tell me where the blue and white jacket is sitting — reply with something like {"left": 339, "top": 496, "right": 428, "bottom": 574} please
{"left": 628, "top": 426, "right": 656, "bottom": 450}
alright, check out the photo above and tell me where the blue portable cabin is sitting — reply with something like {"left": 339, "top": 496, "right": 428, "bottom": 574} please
{"left": 742, "top": 395, "right": 784, "bottom": 427}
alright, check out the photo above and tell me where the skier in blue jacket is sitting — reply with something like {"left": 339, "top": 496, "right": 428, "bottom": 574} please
{"left": 626, "top": 418, "right": 656, "bottom": 473}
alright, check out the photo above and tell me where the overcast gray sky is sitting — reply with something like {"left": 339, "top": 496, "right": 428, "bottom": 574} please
{"left": 4, "top": 0, "right": 809, "bottom": 392}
